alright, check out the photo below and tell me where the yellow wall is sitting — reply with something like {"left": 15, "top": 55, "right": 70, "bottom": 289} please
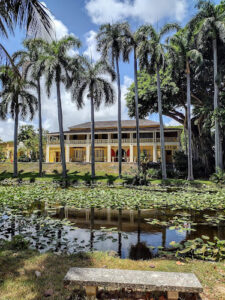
{"left": 49, "top": 147, "right": 61, "bottom": 163}
{"left": 134, "top": 146, "right": 153, "bottom": 161}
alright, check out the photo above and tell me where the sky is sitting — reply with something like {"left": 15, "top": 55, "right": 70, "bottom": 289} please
{"left": 0, "top": 0, "right": 221, "bottom": 141}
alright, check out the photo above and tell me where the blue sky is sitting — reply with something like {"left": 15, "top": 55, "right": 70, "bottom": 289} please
{"left": 0, "top": 0, "right": 221, "bottom": 140}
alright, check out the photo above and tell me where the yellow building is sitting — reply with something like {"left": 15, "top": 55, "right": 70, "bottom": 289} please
{"left": 0, "top": 141, "right": 33, "bottom": 161}
{"left": 0, "top": 141, "right": 14, "bottom": 161}
{"left": 46, "top": 120, "right": 182, "bottom": 164}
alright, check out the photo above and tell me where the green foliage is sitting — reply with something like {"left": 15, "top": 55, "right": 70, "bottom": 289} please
{"left": 126, "top": 70, "right": 179, "bottom": 119}
{"left": 210, "top": 168, "right": 225, "bottom": 184}
{"left": 1, "top": 235, "right": 29, "bottom": 251}
{"left": 173, "top": 151, "right": 188, "bottom": 176}
{"left": 0, "top": 146, "right": 6, "bottom": 162}
{"left": 173, "top": 236, "right": 225, "bottom": 262}
{"left": 147, "top": 168, "right": 161, "bottom": 179}
{"left": 0, "top": 183, "right": 224, "bottom": 212}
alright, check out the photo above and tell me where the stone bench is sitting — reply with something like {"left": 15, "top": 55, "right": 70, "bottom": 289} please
{"left": 64, "top": 267, "right": 203, "bottom": 299}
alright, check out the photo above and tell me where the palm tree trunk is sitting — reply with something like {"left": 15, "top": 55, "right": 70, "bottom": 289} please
{"left": 37, "top": 78, "right": 43, "bottom": 177}
{"left": 134, "top": 46, "right": 141, "bottom": 171}
{"left": 56, "top": 80, "right": 67, "bottom": 179}
{"left": 213, "top": 39, "right": 223, "bottom": 171}
{"left": 13, "top": 102, "right": 19, "bottom": 177}
{"left": 116, "top": 56, "right": 122, "bottom": 178}
{"left": 90, "top": 95, "right": 95, "bottom": 179}
{"left": 156, "top": 65, "right": 167, "bottom": 180}
{"left": 186, "top": 66, "right": 194, "bottom": 181}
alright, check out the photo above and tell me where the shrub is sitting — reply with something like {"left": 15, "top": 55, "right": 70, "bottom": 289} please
{"left": 147, "top": 168, "right": 161, "bottom": 179}
{"left": 2, "top": 235, "right": 29, "bottom": 251}
{"left": 210, "top": 168, "right": 225, "bottom": 184}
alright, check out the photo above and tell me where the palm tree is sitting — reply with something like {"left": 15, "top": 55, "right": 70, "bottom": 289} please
{"left": 39, "top": 36, "right": 81, "bottom": 180}
{"left": 0, "top": 66, "right": 37, "bottom": 177}
{"left": 136, "top": 24, "right": 180, "bottom": 180}
{"left": 0, "top": 0, "right": 52, "bottom": 63}
{"left": 14, "top": 39, "right": 46, "bottom": 176}
{"left": 97, "top": 23, "right": 127, "bottom": 178}
{"left": 70, "top": 57, "right": 116, "bottom": 179}
{"left": 168, "top": 31, "right": 203, "bottom": 180}
{"left": 122, "top": 22, "right": 141, "bottom": 171}
{"left": 189, "top": 0, "right": 225, "bottom": 171}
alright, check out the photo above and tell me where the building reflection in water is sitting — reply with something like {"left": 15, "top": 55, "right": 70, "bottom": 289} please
{"left": 53, "top": 206, "right": 225, "bottom": 258}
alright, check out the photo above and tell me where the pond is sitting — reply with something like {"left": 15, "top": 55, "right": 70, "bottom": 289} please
{"left": 1, "top": 204, "right": 225, "bottom": 259}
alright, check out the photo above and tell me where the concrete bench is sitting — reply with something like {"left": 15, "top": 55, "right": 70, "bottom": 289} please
{"left": 64, "top": 267, "right": 203, "bottom": 299}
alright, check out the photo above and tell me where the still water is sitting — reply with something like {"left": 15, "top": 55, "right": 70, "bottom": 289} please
{"left": 1, "top": 206, "right": 224, "bottom": 259}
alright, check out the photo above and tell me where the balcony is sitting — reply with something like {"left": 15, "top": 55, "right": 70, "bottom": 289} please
{"left": 48, "top": 137, "right": 179, "bottom": 145}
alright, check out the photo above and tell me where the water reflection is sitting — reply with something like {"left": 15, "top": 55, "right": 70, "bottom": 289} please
{"left": 1, "top": 206, "right": 225, "bottom": 259}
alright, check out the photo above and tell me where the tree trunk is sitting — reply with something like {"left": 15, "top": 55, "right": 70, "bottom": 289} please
{"left": 156, "top": 66, "right": 167, "bottom": 179}
{"left": 13, "top": 102, "right": 19, "bottom": 177}
{"left": 134, "top": 47, "right": 141, "bottom": 171}
{"left": 37, "top": 78, "right": 43, "bottom": 177}
{"left": 90, "top": 95, "right": 95, "bottom": 179}
{"left": 56, "top": 80, "right": 67, "bottom": 179}
{"left": 186, "top": 67, "right": 194, "bottom": 181}
{"left": 116, "top": 56, "right": 122, "bottom": 178}
{"left": 213, "top": 39, "right": 223, "bottom": 171}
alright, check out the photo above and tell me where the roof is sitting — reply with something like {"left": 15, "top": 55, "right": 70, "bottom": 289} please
{"left": 69, "top": 120, "right": 159, "bottom": 130}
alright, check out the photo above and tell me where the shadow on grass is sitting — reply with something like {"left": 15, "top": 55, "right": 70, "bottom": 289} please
{"left": 0, "top": 170, "right": 121, "bottom": 185}
{"left": 0, "top": 249, "right": 94, "bottom": 300}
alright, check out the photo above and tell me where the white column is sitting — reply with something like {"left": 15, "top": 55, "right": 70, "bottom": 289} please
{"left": 153, "top": 144, "right": 157, "bottom": 163}
{"left": 86, "top": 145, "right": 90, "bottom": 163}
{"left": 65, "top": 145, "right": 70, "bottom": 162}
{"left": 130, "top": 144, "right": 134, "bottom": 163}
{"left": 107, "top": 144, "right": 111, "bottom": 162}
{"left": 46, "top": 145, "right": 50, "bottom": 163}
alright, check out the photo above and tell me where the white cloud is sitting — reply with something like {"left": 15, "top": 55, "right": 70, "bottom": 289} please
{"left": 85, "top": 0, "right": 187, "bottom": 24}
{"left": 0, "top": 3, "right": 134, "bottom": 142}
{"left": 41, "top": 2, "right": 78, "bottom": 56}
{"left": 41, "top": 75, "right": 132, "bottom": 134}
{"left": 83, "top": 30, "right": 101, "bottom": 61}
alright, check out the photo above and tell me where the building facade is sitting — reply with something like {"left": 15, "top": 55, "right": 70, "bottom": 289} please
{"left": 0, "top": 141, "right": 30, "bottom": 162}
{"left": 46, "top": 120, "right": 182, "bottom": 164}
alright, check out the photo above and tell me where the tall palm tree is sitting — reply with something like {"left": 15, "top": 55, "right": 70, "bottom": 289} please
{"left": 97, "top": 23, "right": 127, "bottom": 178}
{"left": 14, "top": 39, "right": 46, "bottom": 176}
{"left": 137, "top": 24, "right": 180, "bottom": 180}
{"left": 39, "top": 36, "right": 81, "bottom": 179}
{"left": 122, "top": 22, "right": 141, "bottom": 171}
{"left": 168, "top": 31, "right": 203, "bottom": 180}
{"left": 0, "top": 0, "right": 52, "bottom": 63}
{"left": 189, "top": 0, "right": 225, "bottom": 171}
{"left": 0, "top": 66, "right": 37, "bottom": 177}
{"left": 70, "top": 57, "right": 116, "bottom": 179}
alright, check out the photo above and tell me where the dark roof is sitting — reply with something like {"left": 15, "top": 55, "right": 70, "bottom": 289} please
{"left": 69, "top": 120, "right": 159, "bottom": 130}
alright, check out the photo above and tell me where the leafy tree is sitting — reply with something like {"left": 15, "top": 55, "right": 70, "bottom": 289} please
{"left": 0, "top": 1, "right": 52, "bottom": 65}
{"left": 0, "top": 66, "right": 37, "bottom": 176}
{"left": 97, "top": 23, "right": 127, "bottom": 178}
{"left": 39, "top": 36, "right": 81, "bottom": 180}
{"left": 189, "top": 0, "right": 225, "bottom": 171}
{"left": 14, "top": 39, "right": 46, "bottom": 175}
{"left": 136, "top": 24, "right": 180, "bottom": 179}
{"left": 0, "top": 142, "right": 6, "bottom": 161}
{"left": 70, "top": 57, "right": 116, "bottom": 179}
{"left": 18, "top": 125, "right": 47, "bottom": 161}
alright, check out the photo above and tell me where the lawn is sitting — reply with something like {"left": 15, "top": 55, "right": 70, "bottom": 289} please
{"left": 0, "top": 162, "right": 217, "bottom": 187}
{"left": 0, "top": 249, "right": 224, "bottom": 300}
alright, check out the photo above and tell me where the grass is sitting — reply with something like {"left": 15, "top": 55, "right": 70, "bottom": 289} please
{"left": 0, "top": 249, "right": 224, "bottom": 300}
{"left": 0, "top": 162, "right": 217, "bottom": 186}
